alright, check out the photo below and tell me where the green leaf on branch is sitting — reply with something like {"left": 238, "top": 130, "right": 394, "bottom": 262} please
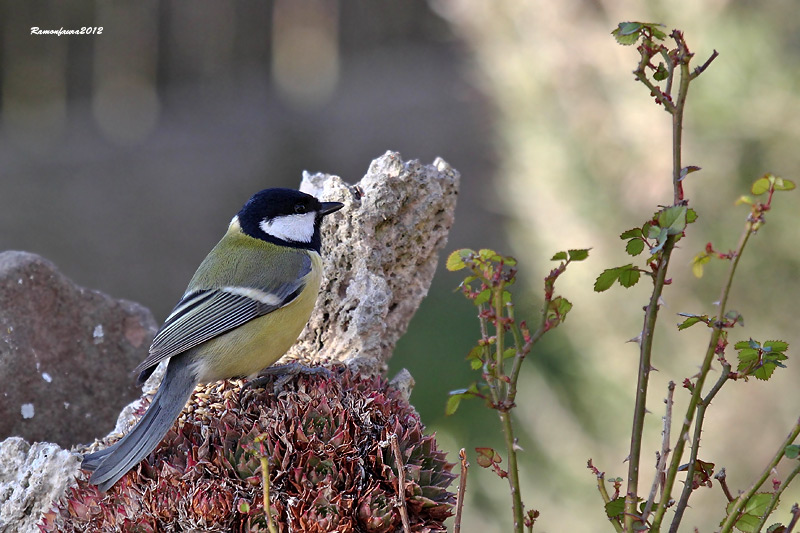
{"left": 785, "top": 444, "right": 800, "bottom": 459}
{"left": 686, "top": 208, "right": 698, "bottom": 223}
{"left": 653, "top": 62, "right": 668, "bottom": 81}
{"left": 466, "top": 345, "right": 483, "bottom": 370}
{"left": 611, "top": 22, "right": 643, "bottom": 45}
{"left": 502, "top": 290, "right": 512, "bottom": 305}
{"left": 764, "top": 340, "right": 789, "bottom": 352}
{"left": 620, "top": 228, "right": 643, "bottom": 240}
{"left": 547, "top": 296, "right": 573, "bottom": 326}
{"left": 657, "top": 205, "right": 688, "bottom": 235}
{"left": 645, "top": 222, "right": 661, "bottom": 239}
{"left": 751, "top": 174, "right": 797, "bottom": 195}
{"left": 595, "top": 268, "right": 621, "bottom": 292}
{"left": 650, "top": 227, "right": 669, "bottom": 254}
{"left": 734, "top": 339, "right": 760, "bottom": 351}
{"left": 446, "top": 249, "right": 473, "bottom": 271}
{"left": 756, "top": 358, "right": 788, "bottom": 381}
{"left": 724, "top": 493, "right": 774, "bottom": 533}
{"left": 445, "top": 393, "right": 463, "bottom": 416}
{"left": 474, "top": 289, "right": 491, "bottom": 306}
{"left": 692, "top": 252, "right": 712, "bottom": 278}
{"left": 725, "top": 310, "right": 745, "bottom": 327}
{"left": 735, "top": 338, "right": 789, "bottom": 381}
{"left": 594, "top": 265, "right": 641, "bottom": 291}
{"left": 677, "top": 313, "right": 710, "bottom": 330}
{"left": 552, "top": 249, "right": 590, "bottom": 262}
{"left": 648, "top": 24, "right": 667, "bottom": 40}
{"left": 611, "top": 21, "right": 666, "bottom": 45}
{"left": 626, "top": 238, "right": 645, "bottom": 256}
{"left": 568, "top": 248, "right": 590, "bottom": 261}
{"left": 618, "top": 267, "right": 641, "bottom": 288}
{"left": 446, "top": 383, "right": 480, "bottom": 416}
{"left": 751, "top": 176, "right": 771, "bottom": 196}
{"left": 736, "top": 349, "right": 758, "bottom": 367}
{"left": 478, "top": 249, "right": 499, "bottom": 262}
{"left": 605, "top": 497, "right": 625, "bottom": 519}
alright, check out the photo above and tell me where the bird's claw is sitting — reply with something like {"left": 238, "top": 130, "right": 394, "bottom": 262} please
{"left": 237, "top": 363, "right": 332, "bottom": 405}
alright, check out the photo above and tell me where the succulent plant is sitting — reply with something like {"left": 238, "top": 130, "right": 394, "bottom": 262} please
{"left": 40, "top": 368, "right": 455, "bottom": 532}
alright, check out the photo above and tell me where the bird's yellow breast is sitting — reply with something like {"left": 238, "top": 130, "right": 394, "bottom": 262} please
{"left": 188, "top": 251, "right": 322, "bottom": 382}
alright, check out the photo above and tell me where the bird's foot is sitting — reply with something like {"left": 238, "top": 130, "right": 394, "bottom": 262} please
{"left": 238, "top": 363, "right": 332, "bottom": 404}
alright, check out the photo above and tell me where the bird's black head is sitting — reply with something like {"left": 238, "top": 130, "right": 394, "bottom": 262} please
{"left": 236, "top": 188, "right": 343, "bottom": 251}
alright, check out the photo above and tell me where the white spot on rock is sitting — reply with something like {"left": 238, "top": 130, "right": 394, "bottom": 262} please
{"left": 93, "top": 324, "right": 104, "bottom": 344}
{"left": 21, "top": 403, "right": 35, "bottom": 419}
{"left": 41, "top": 372, "right": 52, "bottom": 383}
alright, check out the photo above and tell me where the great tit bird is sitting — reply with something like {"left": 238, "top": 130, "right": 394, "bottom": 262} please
{"left": 81, "top": 188, "right": 343, "bottom": 491}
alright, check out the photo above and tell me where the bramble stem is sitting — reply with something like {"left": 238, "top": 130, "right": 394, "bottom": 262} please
{"left": 787, "top": 504, "right": 800, "bottom": 533}
{"left": 715, "top": 469, "right": 735, "bottom": 502}
{"left": 651, "top": 217, "right": 754, "bottom": 531}
{"left": 719, "top": 418, "right": 800, "bottom": 533}
{"left": 641, "top": 381, "right": 676, "bottom": 521}
{"left": 452, "top": 249, "right": 583, "bottom": 533}
{"left": 669, "top": 364, "right": 731, "bottom": 531}
{"left": 495, "top": 286, "right": 507, "bottom": 389}
{"left": 625, "top": 235, "right": 677, "bottom": 530}
{"left": 691, "top": 50, "right": 719, "bottom": 79}
{"left": 499, "top": 409, "right": 524, "bottom": 531}
{"left": 625, "top": 37, "right": 692, "bottom": 532}
{"left": 493, "top": 279, "right": 524, "bottom": 533}
{"left": 595, "top": 470, "right": 624, "bottom": 533}
{"left": 478, "top": 303, "right": 502, "bottom": 408}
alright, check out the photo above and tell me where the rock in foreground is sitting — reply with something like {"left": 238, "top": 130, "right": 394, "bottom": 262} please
{"left": 0, "top": 251, "right": 157, "bottom": 446}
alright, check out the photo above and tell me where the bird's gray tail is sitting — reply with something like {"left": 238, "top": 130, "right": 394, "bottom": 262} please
{"left": 81, "top": 355, "right": 197, "bottom": 492}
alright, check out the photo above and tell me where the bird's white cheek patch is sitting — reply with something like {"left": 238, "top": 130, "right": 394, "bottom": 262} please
{"left": 260, "top": 212, "right": 316, "bottom": 243}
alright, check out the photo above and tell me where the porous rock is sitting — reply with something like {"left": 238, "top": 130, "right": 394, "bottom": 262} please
{"left": 290, "top": 150, "right": 460, "bottom": 373}
{"left": 0, "top": 251, "right": 157, "bottom": 447}
{"left": 0, "top": 437, "right": 80, "bottom": 533}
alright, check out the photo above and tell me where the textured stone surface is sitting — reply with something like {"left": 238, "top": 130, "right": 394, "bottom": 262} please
{"left": 0, "top": 252, "right": 157, "bottom": 446}
{"left": 290, "top": 150, "right": 460, "bottom": 373}
{"left": 0, "top": 437, "right": 80, "bottom": 533}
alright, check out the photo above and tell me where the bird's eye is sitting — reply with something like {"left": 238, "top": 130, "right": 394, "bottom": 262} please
{"left": 294, "top": 204, "right": 307, "bottom": 214}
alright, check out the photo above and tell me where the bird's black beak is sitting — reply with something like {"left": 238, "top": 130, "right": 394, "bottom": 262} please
{"left": 319, "top": 202, "right": 344, "bottom": 217}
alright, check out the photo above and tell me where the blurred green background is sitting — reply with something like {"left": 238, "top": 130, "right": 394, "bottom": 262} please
{"left": 2, "top": 1, "right": 799, "bottom": 531}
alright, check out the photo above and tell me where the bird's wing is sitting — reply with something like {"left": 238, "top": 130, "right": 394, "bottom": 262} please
{"left": 134, "top": 277, "right": 307, "bottom": 378}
